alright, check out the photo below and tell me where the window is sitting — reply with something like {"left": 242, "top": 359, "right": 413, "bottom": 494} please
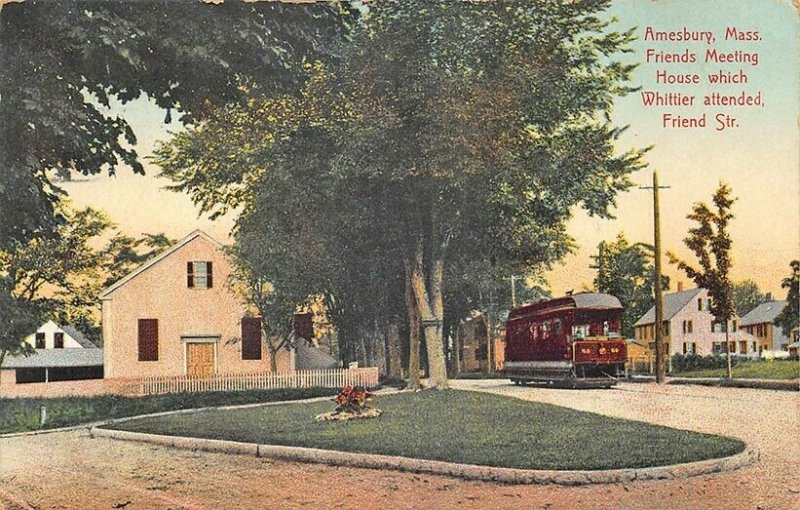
{"left": 697, "top": 298, "right": 703, "bottom": 311}
{"left": 712, "top": 342, "right": 722, "bottom": 354}
{"left": 187, "top": 261, "right": 213, "bottom": 289}
{"left": 729, "top": 342, "right": 735, "bottom": 353}
{"left": 138, "top": 319, "right": 159, "bottom": 361}
{"left": 683, "top": 342, "right": 696, "bottom": 354}
{"left": 662, "top": 320, "right": 670, "bottom": 336}
{"left": 572, "top": 324, "right": 589, "bottom": 339}
{"left": 241, "top": 317, "right": 262, "bottom": 360}
{"left": 54, "top": 332, "right": 64, "bottom": 349}
{"left": 732, "top": 320, "right": 737, "bottom": 332}
{"left": 35, "top": 332, "right": 45, "bottom": 349}
{"left": 752, "top": 342, "right": 757, "bottom": 352}
{"left": 687, "top": 320, "right": 693, "bottom": 334}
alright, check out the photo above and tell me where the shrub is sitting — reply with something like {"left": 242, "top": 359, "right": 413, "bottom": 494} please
{"left": 670, "top": 353, "right": 749, "bottom": 373}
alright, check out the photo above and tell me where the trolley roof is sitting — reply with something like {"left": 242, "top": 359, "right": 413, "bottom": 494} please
{"left": 508, "top": 292, "right": 622, "bottom": 321}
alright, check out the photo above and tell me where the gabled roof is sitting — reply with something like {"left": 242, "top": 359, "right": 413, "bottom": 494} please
{"left": 739, "top": 301, "right": 788, "bottom": 326}
{"left": 59, "top": 324, "right": 98, "bottom": 348}
{"left": 2, "top": 348, "right": 104, "bottom": 368}
{"left": 634, "top": 288, "right": 704, "bottom": 326}
{"left": 99, "top": 230, "right": 224, "bottom": 299}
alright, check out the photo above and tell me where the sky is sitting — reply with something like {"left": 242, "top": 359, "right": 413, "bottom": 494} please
{"left": 60, "top": 0, "right": 799, "bottom": 299}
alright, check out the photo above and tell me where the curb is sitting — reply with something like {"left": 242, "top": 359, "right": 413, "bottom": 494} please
{"left": 89, "top": 426, "right": 759, "bottom": 486}
{"left": 666, "top": 378, "right": 799, "bottom": 391}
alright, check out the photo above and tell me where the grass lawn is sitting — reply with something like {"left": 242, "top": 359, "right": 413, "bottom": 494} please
{"left": 672, "top": 359, "right": 800, "bottom": 380}
{"left": 0, "top": 388, "right": 336, "bottom": 434}
{"left": 106, "top": 390, "right": 744, "bottom": 470}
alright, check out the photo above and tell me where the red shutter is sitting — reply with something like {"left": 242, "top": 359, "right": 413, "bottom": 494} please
{"left": 241, "top": 317, "right": 262, "bottom": 360}
{"left": 293, "top": 313, "right": 313, "bottom": 341}
{"left": 206, "top": 261, "right": 213, "bottom": 288}
{"left": 187, "top": 262, "right": 194, "bottom": 288}
{"left": 138, "top": 319, "right": 159, "bottom": 361}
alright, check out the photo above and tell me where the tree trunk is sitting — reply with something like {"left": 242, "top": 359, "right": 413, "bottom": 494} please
{"left": 408, "top": 241, "right": 448, "bottom": 389}
{"left": 405, "top": 261, "right": 421, "bottom": 390}
{"left": 451, "top": 322, "right": 462, "bottom": 376}
{"left": 386, "top": 321, "right": 403, "bottom": 379}
{"left": 724, "top": 320, "right": 732, "bottom": 379}
{"left": 268, "top": 345, "right": 279, "bottom": 373}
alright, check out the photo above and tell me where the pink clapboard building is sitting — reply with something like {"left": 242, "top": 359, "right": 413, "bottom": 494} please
{"left": 100, "top": 230, "right": 292, "bottom": 379}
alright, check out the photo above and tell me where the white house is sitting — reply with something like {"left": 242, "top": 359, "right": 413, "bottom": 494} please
{"left": 23, "top": 320, "right": 98, "bottom": 350}
{"left": 2, "top": 321, "right": 103, "bottom": 387}
{"left": 634, "top": 286, "right": 757, "bottom": 357}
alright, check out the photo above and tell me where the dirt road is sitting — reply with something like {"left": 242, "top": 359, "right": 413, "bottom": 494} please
{"left": 1, "top": 381, "right": 798, "bottom": 510}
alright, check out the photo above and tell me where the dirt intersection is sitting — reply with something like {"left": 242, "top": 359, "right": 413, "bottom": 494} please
{"left": 1, "top": 381, "right": 798, "bottom": 509}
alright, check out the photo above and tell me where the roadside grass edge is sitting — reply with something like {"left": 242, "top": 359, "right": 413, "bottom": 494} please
{"left": 89, "top": 425, "right": 759, "bottom": 485}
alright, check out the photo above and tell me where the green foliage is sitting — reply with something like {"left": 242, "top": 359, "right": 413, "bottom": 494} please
{"left": 0, "top": 387, "right": 337, "bottom": 434}
{"left": 593, "top": 233, "right": 669, "bottom": 338}
{"left": 0, "top": 0, "right": 352, "bottom": 247}
{"left": 0, "top": 202, "right": 173, "bottom": 348}
{"left": 102, "top": 232, "right": 175, "bottom": 289}
{"left": 774, "top": 261, "right": 799, "bottom": 337}
{"left": 731, "top": 279, "right": 766, "bottom": 316}
{"left": 669, "top": 183, "right": 737, "bottom": 325}
{"left": 671, "top": 356, "right": 799, "bottom": 380}
{"left": 670, "top": 353, "right": 743, "bottom": 373}
{"left": 108, "top": 390, "right": 745, "bottom": 470}
{"left": 155, "top": 0, "right": 646, "bottom": 378}
{"left": 0, "top": 279, "right": 40, "bottom": 370}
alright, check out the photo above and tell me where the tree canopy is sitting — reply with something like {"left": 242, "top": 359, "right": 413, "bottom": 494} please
{"left": 774, "top": 260, "right": 799, "bottom": 338}
{"left": 593, "top": 234, "right": 668, "bottom": 338}
{"left": 0, "top": 0, "right": 353, "bottom": 247}
{"left": 154, "top": 0, "right": 646, "bottom": 387}
{"left": 669, "top": 182, "right": 737, "bottom": 377}
{"left": 731, "top": 279, "right": 765, "bottom": 317}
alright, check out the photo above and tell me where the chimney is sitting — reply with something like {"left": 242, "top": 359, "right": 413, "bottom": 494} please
{"left": 766, "top": 292, "right": 773, "bottom": 301}
{"left": 677, "top": 281, "right": 684, "bottom": 292}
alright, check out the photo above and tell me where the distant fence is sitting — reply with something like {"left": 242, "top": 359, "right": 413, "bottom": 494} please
{"left": 139, "top": 368, "right": 380, "bottom": 396}
{"left": 0, "top": 368, "right": 380, "bottom": 399}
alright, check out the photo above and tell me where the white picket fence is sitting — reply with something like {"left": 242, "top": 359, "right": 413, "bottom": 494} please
{"left": 138, "top": 367, "right": 380, "bottom": 396}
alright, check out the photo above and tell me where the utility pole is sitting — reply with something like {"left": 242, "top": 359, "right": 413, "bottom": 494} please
{"left": 589, "top": 241, "right": 606, "bottom": 289}
{"left": 640, "top": 171, "right": 670, "bottom": 384}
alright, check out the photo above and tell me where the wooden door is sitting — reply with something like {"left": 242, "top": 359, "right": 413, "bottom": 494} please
{"left": 186, "top": 343, "right": 215, "bottom": 378}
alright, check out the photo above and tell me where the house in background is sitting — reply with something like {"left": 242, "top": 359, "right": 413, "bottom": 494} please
{"left": 739, "top": 298, "right": 789, "bottom": 353}
{"left": 100, "top": 230, "right": 293, "bottom": 379}
{"left": 633, "top": 285, "right": 757, "bottom": 357}
{"left": 2, "top": 321, "right": 102, "bottom": 386}
{"left": 23, "top": 320, "right": 98, "bottom": 350}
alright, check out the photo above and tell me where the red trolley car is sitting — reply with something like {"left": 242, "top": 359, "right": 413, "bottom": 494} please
{"left": 504, "top": 293, "right": 626, "bottom": 388}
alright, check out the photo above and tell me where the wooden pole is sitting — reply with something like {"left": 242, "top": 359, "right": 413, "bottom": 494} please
{"left": 652, "top": 171, "right": 666, "bottom": 384}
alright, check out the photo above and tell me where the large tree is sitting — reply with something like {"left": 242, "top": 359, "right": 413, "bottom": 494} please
{"left": 774, "top": 260, "right": 799, "bottom": 338}
{"left": 154, "top": 0, "right": 646, "bottom": 388}
{"left": 593, "top": 234, "right": 668, "bottom": 338}
{"left": 0, "top": 280, "right": 41, "bottom": 381}
{"left": 0, "top": 0, "right": 352, "bottom": 248}
{"left": 0, "top": 202, "right": 174, "bottom": 347}
{"left": 669, "top": 182, "right": 737, "bottom": 378}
